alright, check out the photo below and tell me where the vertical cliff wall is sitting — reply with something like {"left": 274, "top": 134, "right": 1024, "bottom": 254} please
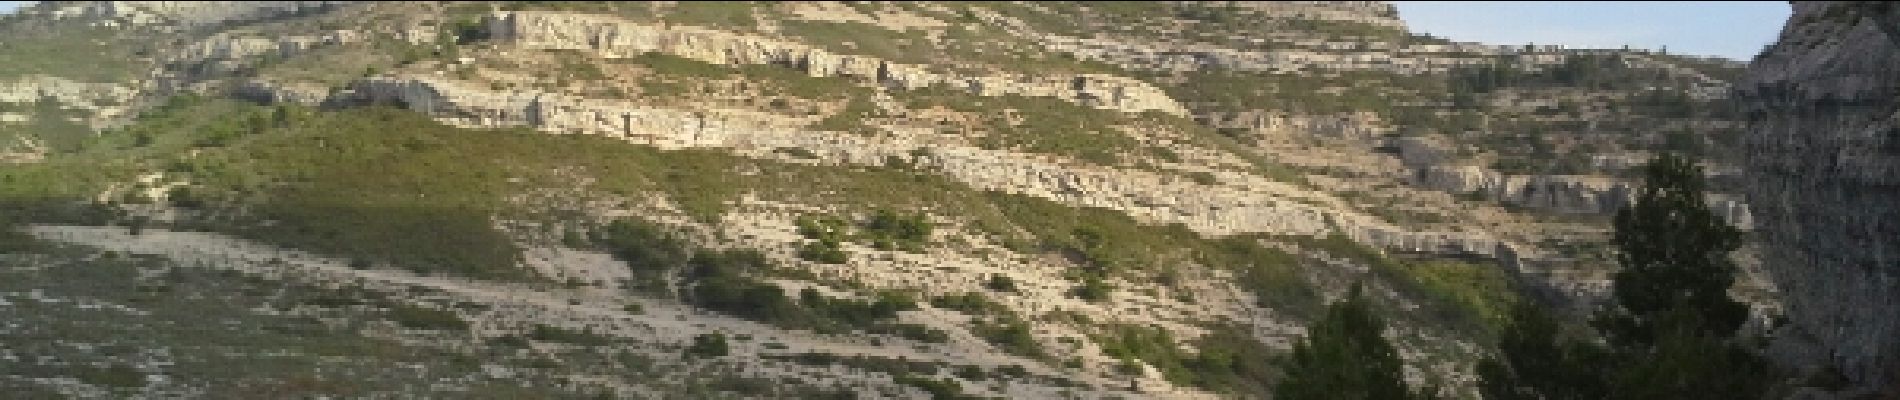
{"left": 1739, "top": 1, "right": 1900, "bottom": 393}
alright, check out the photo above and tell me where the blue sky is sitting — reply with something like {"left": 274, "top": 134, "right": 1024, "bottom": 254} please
{"left": 0, "top": 1, "right": 1792, "bottom": 60}
{"left": 1394, "top": 1, "right": 1791, "bottom": 61}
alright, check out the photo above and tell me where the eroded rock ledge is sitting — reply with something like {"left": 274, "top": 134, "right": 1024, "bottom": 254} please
{"left": 483, "top": 11, "right": 1189, "bottom": 116}
{"left": 341, "top": 76, "right": 1513, "bottom": 263}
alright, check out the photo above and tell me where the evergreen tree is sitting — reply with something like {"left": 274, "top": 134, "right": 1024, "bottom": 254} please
{"left": 1476, "top": 302, "right": 1611, "bottom": 400}
{"left": 1595, "top": 153, "right": 1748, "bottom": 349}
{"left": 1606, "top": 308, "right": 1773, "bottom": 400}
{"left": 1274, "top": 285, "right": 1430, "bottom": 400}
{"left": 1480, "top": 154, "right": 1773, "bottom": 400}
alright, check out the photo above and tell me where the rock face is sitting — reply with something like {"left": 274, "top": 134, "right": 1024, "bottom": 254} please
{"left": 484, "top": 12, "right": 1188, "bottom": 115}
{"left": 344, "top": 76, "right": 1509, "bottom": 261}
{"left": 35, "top": 1, "right": 348, "bottom": 28}
{"left": 1739, "top": 1, "right": 1900, "bottom": 393}
{"left": 0, "top": 76, "right": 141, "bottom": 129}
{"left": 1408, "top": 163, "right": 1754, "bottom": 227}
{"left": 1205, "top": 110, "right": 1393, "bottom": 141}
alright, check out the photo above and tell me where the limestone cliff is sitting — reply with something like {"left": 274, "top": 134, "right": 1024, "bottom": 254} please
{"left": 1740, "top": 1, "right": 1900, "bottom": 394}
{"left": 487, "top": 12, "right": 1188, "bottom": 115}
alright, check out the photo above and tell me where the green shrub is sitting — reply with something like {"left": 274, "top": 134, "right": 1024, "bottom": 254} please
{"left": 388, "top": 304, "right": 468, "bottom": 331}
{"left": 972, "top": 317, "right": 1043, "bottom": 359}
{"left": 530, "top": 324, "right": 612, "bottom": 346}
{"left": 984, "top": 275, "right": 1017, "bottom": 292}
{"left": 686, "top": 333, "right": 730, "bottom": 358}
{"left": 1072, "top": 276, "right": 1112, "bottom": 302}
{"left": 894, "top": 374, "right": 967, "bottom": 400}
{"left": 930, "top": 292, "right": 1007, "bottom": 315}
{"left": 861, "top": 209, "right": 933, "bottom": 252}
{"left": 593, "top": 217, "right": 693, "bottom": 293}
{"left": 798, "top": 240, "right": 849, "bottom": 264}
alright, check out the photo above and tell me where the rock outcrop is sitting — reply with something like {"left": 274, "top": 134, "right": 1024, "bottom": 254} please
{"left": 484, "top": 12, "right": 1189, "bottom": 115}
{"left": 33, "top": 1, "right": 348, "bottom": 28}
{"left": 1739, "top": 1, "right": 1900, "bottom": 394}
{"left": 0, "top": 76, "right": 137, "bottom": 106}
{"left": 1408, "top": 164, "right": 1754, "bottom": 227}
{"left": 0, "top": 76, "right": 140, "bottom": 129}
{"left": 344, "top": 76, "right": 1510, "bottom": 261}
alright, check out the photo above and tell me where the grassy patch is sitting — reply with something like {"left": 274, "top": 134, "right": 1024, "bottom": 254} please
{"left": 1386, "top": 259, "right": 1520, "bottom": 334}
{"left": 664, "top": 1, "right": 756, "bottom": 29}
{"left": 899, "top": 85, "right": 1147, "bottom": 166}
{"left": 0, "top": 20, "right": 145, "bottom": 82}
{"left": 1093, "top": 323, "right": 1277, "bottom": 394}
{"left": 971, "top": 316, "right": 1044, "bottom": 360}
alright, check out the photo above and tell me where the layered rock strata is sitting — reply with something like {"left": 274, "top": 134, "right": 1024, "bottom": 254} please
{"left": 1739, "top": 1, "right": 1900, "bottom": 393}
{"left": 483, "top": 12, "right": 1189, "bottom": 116}
{"left": 345, "top": 76, "right": 1512, "bottom": 262}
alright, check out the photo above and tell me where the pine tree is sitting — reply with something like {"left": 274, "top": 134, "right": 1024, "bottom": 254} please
{"left": 1594, "top": 153, "right": 1749, "bottom": 349}
{"left": 1274, "top": 285, "right": 1429, "bottom": 400}
{"left": 1480, "top": 154, "right": 1772, "bottom": 400}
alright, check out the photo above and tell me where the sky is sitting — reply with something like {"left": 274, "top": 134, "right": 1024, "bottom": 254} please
{"left": 1393, "top": 1, "right": 1792, "bottom": 61}
{"left": 0, "top": 1, "right": 1793, "bottom": 61}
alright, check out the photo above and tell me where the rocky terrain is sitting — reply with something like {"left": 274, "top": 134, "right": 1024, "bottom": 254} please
{"left": 0, "top": 1, "right": 1791, "bottom": 398}
{"left": 1741, "top": 1, "right": 1900, "bottom": 396}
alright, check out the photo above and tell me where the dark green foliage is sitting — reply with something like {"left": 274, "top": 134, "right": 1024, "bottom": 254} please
{"left": 971, "top": 317, "right": 1043, "bottom": 359}
{"left": 1274, "top": 286, "right": 1432, "bottom": 400}
{"left": 893, "top": 374, "right": 969, "bottom": 400}
{"left": 1095, "top": 323, "right": 1278, "bottom": 395}
{"left": 1183, "top": 326, "right": 1281, "bottom": 396}
{"left": 868, "top": 323, "right": 951, "bottom": 344}
{"left": 930, "top": 292, "right": 1007, "bottom": 315}
{"left": 1097, "top": 325, "right": 1182, "bottom": 377}
{"left": 683, "top": 250, "right": 801, "bottom": 321}
{"left": 244, "top": 203, "right": 525, "bottom": 280}
{"left": 675, "top": 249, "right": 923, "bottom": 337}
{"left": 797, "top": 240, "right": 850, "bottom": 264}
{"left": 1596, "top": 154, "right": 1748, "bottom": 349}
{"left": 861, "top": 209, "right": 933, "bottom": 252}
{"left": 530, "top": 324, "right": 612, "bottom": 346}
{"left": 450, "top": 17, "right": 489, "bottom": 44}
{"left": 686, "top": 333, "right": 730, "bottom": 358}
{"left": 795, "top": 287, "right": 918, "bottom": 329}
{"left": 984, "top": 274, "right": 1017, "bottom": 292}
{"left": 766, "top": 352, "right": 946, "bottom": 378}
{"left": 793, "top": 210, "right": 933, "bottom": 261}
{"left": 593, "top": 218, "right": 693, "bottom": 293}
{"left": 1482, "top": 154, "right": 1772, "bottom": 400}
{"left": 795, "top": 214, "right": 852, "bottom": 263}
{"left": 1606, "top": 323, "right": 1773, "bottom": 400}
{"left": 1071, "top": 275, "right": 1112, "bottom": 302}
{"left": 1206, "top": 237, "right": 1318, "bottom": 317}
{"left": 387, "top": 305, "right": 469, "bottom": 331}
{"left": 1477, "top": 302, "right": 1611, "bottom": 400}
{"left": 796, "top": 214, "right": 851, "bottom": 243}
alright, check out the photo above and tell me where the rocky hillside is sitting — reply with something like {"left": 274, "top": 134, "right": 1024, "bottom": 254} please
{"left": 0, "top": 1, "right": 1771, "bottom": 398}
{"left": 1741, "top": 1, "right": 1900, "bottom": 397}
